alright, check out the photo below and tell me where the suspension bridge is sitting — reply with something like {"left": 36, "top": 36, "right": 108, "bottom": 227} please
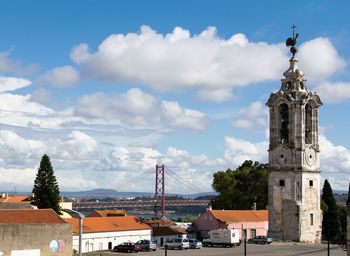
{"left": 72, "top": 165, "right": 211, "bottom": 217}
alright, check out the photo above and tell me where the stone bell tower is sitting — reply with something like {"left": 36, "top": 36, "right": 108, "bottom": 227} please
{"left": 266, "top": 27, "right": 322, "bottom": 243}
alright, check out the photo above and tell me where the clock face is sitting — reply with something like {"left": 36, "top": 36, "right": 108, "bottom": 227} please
{"left": 273, "top": 146, "right": 291, "bottom": 165}
{"left": 305, "top": 148, "right": 316, "bottom": 166}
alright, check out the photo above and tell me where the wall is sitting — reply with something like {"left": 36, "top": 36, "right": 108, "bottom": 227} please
{"left": 193, "top": 211, "right": 268, "bottom": 240}
{"left": 0, "top": 223, "right": 72, "bottom": 256}
{"left": 72, "top": 229, "right": 151, "bottom": 253}
{"left": 193, "top": 211, "right": 223, "bottom": 238}
{"left": 227, "top": 221, "right": 268, "bottom": 240}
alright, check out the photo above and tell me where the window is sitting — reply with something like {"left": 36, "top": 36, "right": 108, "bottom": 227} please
{"left": 305, "top": 103, "right": 312, "bottom": 144}
{"left": 310, "top": 213, "right": 314, "bottom": 225}
{"left": 279, "top": 104, "right": 289, "bottom": 144}
{"left": 250, "top": 229, "right": 256, "bottom": 239}
{"left": 309, "top": 180, "right": 313, "bottom": 187}
{"left": 279, "top": 179, "right": 285, "bottom": 186}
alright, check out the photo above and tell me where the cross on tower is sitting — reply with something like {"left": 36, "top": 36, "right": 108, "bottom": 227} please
{"left": 291, "top": 24, "right": 297, "bottom": 38}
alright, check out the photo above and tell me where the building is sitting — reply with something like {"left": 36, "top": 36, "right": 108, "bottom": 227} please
{"left": 87, "top": 209, "right": 128, "bottom": 217}
{"left": 142, "top": 217, "right": 173, "bottom": 227}
{"left": 65, "top": 216, "right": 151, "bottom": 253}
{"left": 152, "top": 225, "right": 187, "bottom": 246}
{"left": 266, "top": 31, "right": 322, "bottom": 243}
{"left": 193, "top": 209, "right": 268, "bottom": 240}
{"left": 0, "top": 194, "right": 33, "bottom": 209}
{"left": 0, "top": 209, "right": 72, "bottom": 256}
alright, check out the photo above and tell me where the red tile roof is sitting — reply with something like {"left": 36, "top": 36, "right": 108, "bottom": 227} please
{"left": 210, "top": 210, "right": 268, "bottom": 223}
{"left": 0, "top": 195, "right": 30, "bottom": 203}
{"left": 0, "top": 209, "right": 66, "bottom": 224}
{"left": 87, "top": 209, "right": 128, "bottom": 217}
{"left": 152, "top": 225, "right": 187, "bottom": 236}
{"left": 65, "top": 216, "right": 151, "bottom": 235}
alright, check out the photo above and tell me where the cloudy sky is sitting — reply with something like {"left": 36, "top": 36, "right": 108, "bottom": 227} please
{"left": 0, "top": 0, "right": 349, "bottom": 193}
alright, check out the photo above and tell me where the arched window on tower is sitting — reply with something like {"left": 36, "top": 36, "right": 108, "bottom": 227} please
{"left": 305, "top": 102, "right": 312, "bottom": 144}
{"left": 279, "top": 103, "right": 289, "bottom": 144}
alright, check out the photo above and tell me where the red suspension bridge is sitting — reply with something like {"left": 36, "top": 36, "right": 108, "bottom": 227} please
{"left": 72, "top": 165, "right": 211, "bottom": 217}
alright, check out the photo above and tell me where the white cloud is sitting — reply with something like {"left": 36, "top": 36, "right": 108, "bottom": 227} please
{"left": 70, "top": 26, "right": 345, "bottom": 101}
{"left": 0, "top": 51, "right": 38, "bottom": 75}
{"left": 298, "top": 37, "right": 346, "bottom": 81}
{"left": 319, "top": 135, "right": 350, "bottom": 189}
{"left": 45, "top": 131, "right": 97, "bottom": 160}
{"left": 314, "top": 81, "right": 350, "bottom": 103}
{"left": 75, "top": 88, "right": 207, "bottom": 130}
{"left": 160, "top": 101, "right": 207, "bottom": 130}
{"left": 233, "top": 101, "right": 267, "bottom": 129}
{"left": 75, "top": 88, "right": 156, "bottom": 126}
{"left": 224, "top": 136, "right": 268, "bottom": 166}
{"left": 0, "top": 52, "right": 14, "bottom": 72}
{"left": 197, "top": 88, "right": 233, "bottom": 102}
{"left": 38, "top": 65, "right": 80, "bottom": 87}
{"left": 0, "top": 76, "right": 32, "bottom": 93}
{"left": 30, "top": 88, "right": 52, "bottom": 104}
{"left": 70, "top": 25, "right": 287, "bottom": 98}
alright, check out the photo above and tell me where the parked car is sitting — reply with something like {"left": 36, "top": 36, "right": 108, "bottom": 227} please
{"left": 135, "top": 239, "right": 157, "bottom": 251}
{"left": 189, "top": 239, "right": 202, "bottom": 249}
{"left": 113, "top": 242, "right": 143, "bottom": 252}
{"left": 248, "top": 236, "right": 273, "bottom": 244}
{"left": 164, "top": 238, "right": 190, "bottom": 250}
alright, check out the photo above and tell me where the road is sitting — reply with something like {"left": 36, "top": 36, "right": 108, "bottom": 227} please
{"left": 85, "top": 242, "right": 347, "bottom": 256}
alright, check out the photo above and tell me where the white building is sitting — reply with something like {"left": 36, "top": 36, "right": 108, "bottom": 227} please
{"left": 65, "top": 216, "right": 151, "bottom": 253}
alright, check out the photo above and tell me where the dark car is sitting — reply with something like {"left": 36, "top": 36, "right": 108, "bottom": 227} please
{"left": 113, "top": 242, "right": 143, "bottom": 253}
{"left": 248, "top": 236, "right": 272, "bottom": 244}
{"left": 135, "top": 240, "right": 157, "bottom": 251}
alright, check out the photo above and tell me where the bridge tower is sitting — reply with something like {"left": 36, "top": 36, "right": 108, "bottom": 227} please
{"left": 154, "top": 164, "right": 165, "bottom": 217}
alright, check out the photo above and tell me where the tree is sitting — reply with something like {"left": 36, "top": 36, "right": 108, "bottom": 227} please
{"left": 32, "top": 154, "right": 61, "bottom": 214}
{"left": 321, "top": 179, "right": 341, "bottom": 240}
{"left": 211, "top": 160, "right": 268, "bottom": 210}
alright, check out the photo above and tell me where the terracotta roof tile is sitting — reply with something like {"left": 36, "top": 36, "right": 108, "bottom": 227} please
{"left": 0, "top": 195, "right": 30, "bottom": 203}
{"left": 0, "top": 209, "right": 66, "bottom": 224}
{"left": 87, "top": 209, "right": 128, "bottom": 217}
{"left": 210, "top": 210, "right": 268, "bottom": 223}
{"left": 65, "top": 216, "right": 151, "bottom": 235}
{"left": 152, "top": 226, "right": 187, "bottom": 236}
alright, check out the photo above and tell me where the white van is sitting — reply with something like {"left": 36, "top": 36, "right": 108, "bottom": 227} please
{"left": 164, "top": 238, "right": 190, "bottom": 250}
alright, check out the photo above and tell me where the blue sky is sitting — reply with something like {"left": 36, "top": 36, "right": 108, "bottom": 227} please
{"left": 0, "top": 0, "right": 349, "bottom": 192}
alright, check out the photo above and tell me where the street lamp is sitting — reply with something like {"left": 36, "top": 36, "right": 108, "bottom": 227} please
{"left": 63, "top": 209, "right": 85, "bottom": 256}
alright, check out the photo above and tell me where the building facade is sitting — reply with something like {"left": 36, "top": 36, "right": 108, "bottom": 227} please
{"left": 193, "top": 210, "right": 268, "bottom": 240}
{"left": 267, "top": 32, "right": 322, "bottom": 243}
{"left": 0, "top": 209, "right": 72, "bottom": 256}
{"left": 65, "top": 216, "right": 151, "bottom": 253}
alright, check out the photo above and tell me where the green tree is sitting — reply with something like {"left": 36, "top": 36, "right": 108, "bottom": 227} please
{"left": 321, "top": 179, "right": 340, "bottom": 240}
{"left": 32, "top": 154, "right": 61, "bottom": 214}
{"left": 211, "top": 160, "right": 268, "bottom": 210}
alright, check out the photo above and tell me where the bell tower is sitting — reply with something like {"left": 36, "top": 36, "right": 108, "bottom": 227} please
{"left": 266, "top": 26, "right": 322, "bottom": 243}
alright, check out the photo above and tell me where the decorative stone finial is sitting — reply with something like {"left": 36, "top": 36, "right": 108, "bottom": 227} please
{"left": 285, "top": 24, "right": 299, "bottom": 57}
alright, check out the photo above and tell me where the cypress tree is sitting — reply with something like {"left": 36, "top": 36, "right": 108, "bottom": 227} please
{"left": 321, "top": 179, "right": 340, "bottom": 240}
{"left": 32, "top": 154, "right": 61, "bottom": 214}
{"left": 347, "top": 183, "right": 350, "bottom": 206}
